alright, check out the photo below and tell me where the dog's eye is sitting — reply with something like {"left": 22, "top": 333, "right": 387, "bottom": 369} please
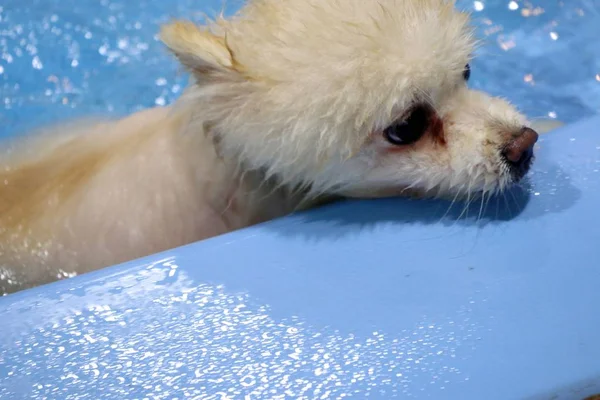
{"left": 383, "top": 106, "right": 429, "bottom": 146}
{"left": 463, "top": 63, "right": 471, "bottom": 81}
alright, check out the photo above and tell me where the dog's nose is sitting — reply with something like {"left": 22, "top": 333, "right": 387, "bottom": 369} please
{"left": 502, "top": 127, "right": 539, "bottom": 168}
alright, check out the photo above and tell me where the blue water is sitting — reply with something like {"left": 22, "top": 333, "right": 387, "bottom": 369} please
{"left": 0, "top": 0, "right": 599, "bottom": 138}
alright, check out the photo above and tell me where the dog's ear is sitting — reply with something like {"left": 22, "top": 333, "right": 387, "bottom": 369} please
{"left": 160, "top": 20, "right": 236, "bottom": 77}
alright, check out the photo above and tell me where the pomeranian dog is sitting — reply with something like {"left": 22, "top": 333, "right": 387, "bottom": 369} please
{"left": 0, "top": 0, "right": 546, "bottom": 294}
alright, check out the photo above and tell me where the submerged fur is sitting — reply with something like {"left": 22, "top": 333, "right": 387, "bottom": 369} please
{"left": 0, "top": 0, "right": 546, "bottom": 294}
{"left": 0, "top": 105, "right": 303, "bottom": 293}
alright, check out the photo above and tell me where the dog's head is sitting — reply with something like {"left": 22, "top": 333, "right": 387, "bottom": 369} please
{"left": 161, "top": 0, "right": 537, "bottom": 200}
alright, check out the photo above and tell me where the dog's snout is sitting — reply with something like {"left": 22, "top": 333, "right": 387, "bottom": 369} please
{"left": 501, "top": 127, "right": 538, "bottom": 180}
{"left": 502, "top": 127, "right": 538, "bottom": 165}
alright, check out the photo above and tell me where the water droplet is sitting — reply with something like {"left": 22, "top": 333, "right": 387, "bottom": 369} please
{"left": 240, "top": 374, "right": 256, "bottom": 387}
{"left": 32, "top": 56, "right": 43, "bottom": 69}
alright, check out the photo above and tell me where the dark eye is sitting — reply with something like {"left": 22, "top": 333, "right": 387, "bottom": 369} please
{"left": 383, "top": 105, "right": 430, "bottom": 146}
{"left": 463, "top": 63, "right": 471, "bottom": 81}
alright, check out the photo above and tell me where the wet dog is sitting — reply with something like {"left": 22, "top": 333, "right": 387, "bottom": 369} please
{"left": 0, "top": 0, "right": 544, "bottom": 293}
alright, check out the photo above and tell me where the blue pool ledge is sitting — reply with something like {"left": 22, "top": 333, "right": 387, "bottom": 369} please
{"left": 1, "top": 115, "right": 600, "bottom": 399}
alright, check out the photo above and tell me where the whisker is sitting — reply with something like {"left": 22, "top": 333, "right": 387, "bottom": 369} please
{"left": 477, "top": 191, "right": 486, "bottom": 225}
{"left": 482, "top": 190, "right": 493, "bottom": 220}
{"left": 437, "top": 186, "right": 463, "bottom": 224}
{"left": 461, "top": 182, "right": 475, "bottom": 222}
{"left": 494, "top": 192, "right": 500, "bottom": 221}
{"left": 502, "top": 191, "right": 514, "bottom": 219}
{"left": 507, "top": 188, "right": 522, "bottom": 211}
{"left": 453, "top": 189, "right": 474, "bottom": 227}
{"left": 459, "top": 191, "right": 488, "bottom": 256}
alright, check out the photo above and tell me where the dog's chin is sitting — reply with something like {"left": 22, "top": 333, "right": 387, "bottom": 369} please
{"left": 339, "top": 186, "right": 458, "bottom": 201}
{"left": 337, "top": 174, "right": 522, "bottom": 203}
{"left": 339, "top": 186, "right": 423, "bottom": 200}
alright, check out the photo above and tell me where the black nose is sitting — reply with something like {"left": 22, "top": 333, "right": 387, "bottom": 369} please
{"left": 502, "top": 127, "right": 539, "bottom": 180}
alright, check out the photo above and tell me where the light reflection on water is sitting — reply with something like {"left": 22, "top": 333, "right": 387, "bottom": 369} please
{"left": 0, "top": 0, "right": 598, "bottom": 140}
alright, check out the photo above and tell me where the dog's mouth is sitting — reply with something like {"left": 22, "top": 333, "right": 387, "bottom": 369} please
{"left": 505, "top": 152, "right": 535, "bottom": 183}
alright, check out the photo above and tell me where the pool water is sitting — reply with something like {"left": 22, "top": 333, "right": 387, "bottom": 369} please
{"left": 1, "top": 0, "right": 599, "bottom": 140}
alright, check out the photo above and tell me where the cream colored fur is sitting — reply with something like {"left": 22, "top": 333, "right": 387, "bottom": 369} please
{"left": 0, "top": 0, "right": 548, "bottom": 294}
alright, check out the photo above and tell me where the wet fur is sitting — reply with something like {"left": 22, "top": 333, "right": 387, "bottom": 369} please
{"left": 0, "top": 0, "right": 552, "bottom": 293}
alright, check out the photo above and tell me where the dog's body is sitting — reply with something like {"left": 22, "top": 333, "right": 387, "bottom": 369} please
{"left": 0, "top": 104, "right": 303, "bottom": 293}
{"left": 1, "top": 0, "right": 550, "bottom": 294}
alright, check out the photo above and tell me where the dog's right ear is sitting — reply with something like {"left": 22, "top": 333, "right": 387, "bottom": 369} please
{"left": 160, "top": 20, "right": 237, "bottom": 78}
